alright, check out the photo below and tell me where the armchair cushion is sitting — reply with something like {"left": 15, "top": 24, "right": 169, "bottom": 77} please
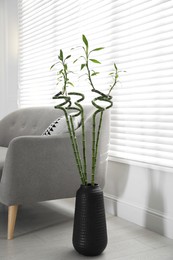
{"left": 42, "top": 113, "right": 81, "bottom": 136}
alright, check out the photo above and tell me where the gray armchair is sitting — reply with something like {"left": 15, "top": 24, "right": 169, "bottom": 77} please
{"left": 0, "top": 106, "right": 110, "bottom": 239}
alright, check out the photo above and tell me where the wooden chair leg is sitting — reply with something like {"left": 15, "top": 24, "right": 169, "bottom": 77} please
{"left": 8, "top": 205, "right": 18, "bottom": 240}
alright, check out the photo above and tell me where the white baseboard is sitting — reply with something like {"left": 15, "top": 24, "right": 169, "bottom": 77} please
{"left": 104, "top": 193, "right": 173, "bottom": 239}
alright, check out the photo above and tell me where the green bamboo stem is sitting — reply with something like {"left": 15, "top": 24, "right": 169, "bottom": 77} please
{"left": 53, "top": 93, "right": 85, "bottom": 184}
{"left": 67, "top": 105, "right": 84, "bottom": 178}
{"left": 91, "top": 110, "right": 104, "bottom": 185}
{"left": 84, "top": 47, "right": 95, "bottom": 91}
{"left": 53, "top": 94, "right": 71, "bottom": 108}
{"left": 91, "top": 89, "right": 108, "bottom": 98}
{"left": 75, "top": 104, "right": 87, "bottom": 183}
{"left": 86, "top": 61, "right": 95, "bottom": 90}
{"left": 62, "top": 61, "right": 67, "bottom": 94}
{"left": 68, "top": 92, "right": 87, "bottom": 184}
{"left": 91, "top": 111, "right": 96, "bottom": 185}
{"left": 69, "top": 114, "right": 86, "bottom": 184}
{"left": 94, "top": 110, "right": 103, "bottom": 172}
{"left": 107, "top": 64, "right": 118, "bottom": 97}
{"left": 91, "top": 92, "right": 113, "bottom": 185}
{"left": 58, "top": 106, "right": 85, "bottom": 184}
{"left": 80, "top": 107, "right": 87, "bottom": 183}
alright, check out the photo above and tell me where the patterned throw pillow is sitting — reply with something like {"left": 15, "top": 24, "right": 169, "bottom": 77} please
{"left": 42, "top": 113, "right": 81, "bottom": 136}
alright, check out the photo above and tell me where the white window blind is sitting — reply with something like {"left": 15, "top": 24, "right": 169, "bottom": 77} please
{"left": 109, "top": 0, "right": 173, "bottom": 168}
{"left": 18, "top": 0, "right": 173, "bottom": 169}
{"left": 18, "top": 0, "right": 57, "bottom": 107}
{"left": 18, "top": 0, "right": 113, "bottom": 107}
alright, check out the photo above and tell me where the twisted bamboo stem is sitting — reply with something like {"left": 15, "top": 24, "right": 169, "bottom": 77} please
{"left": 68, "top": 92, "right": 87, "bottom": 184}
{"left": 53, "top": 92, "right": 86, "bottom": 184}
{"left": 91, "top": 90, "right": 113, "bottom": 185}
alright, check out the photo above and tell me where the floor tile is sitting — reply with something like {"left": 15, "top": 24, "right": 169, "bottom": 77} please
{"left": 0, "top": 200, "right": 173, "bottom": 260}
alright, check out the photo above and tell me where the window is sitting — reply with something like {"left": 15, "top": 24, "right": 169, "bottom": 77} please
{"left": 109, "top": 0, "right": 173, "bottom": 169}
{"left": 18, "top": 0, "right": 173, "bottom": 168}
{"left": 18, "top": 0, "right": 57, "bottom": 107}
{"left": 18, "top": 0, "right": 112, "bottom": 106}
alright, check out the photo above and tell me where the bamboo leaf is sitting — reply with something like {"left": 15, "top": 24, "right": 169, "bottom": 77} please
{"left": 90, "top": 47, "right": 104, "bottom": 53}
{"left": 68, "top": 82, "right": 74, "bottom": 87}
{"left": 65, "top": 55, "right": 71, "bottom": 60}
{"left": 50, "top": 63, "right": 56, "bottom": 70}
{"left": 73, "top": 55, "right": 85, "bottom": 63}
{"left": 89, "top": 59, "right": 101, "bottom": 64}
{"left": 81, "top": 64, "right": 86, "bottom": 70}
{"left": 57, "top": 69, "right": 63, "bottom": 75}
{"left": 59, "top": 49, "right": 63, "bottom": 61}
{"left": 91, "top": 72, "right": 100, "bottom": 76}
{"left": 50, "top": 61, "right": 61, "bottom": 70}
{"left": 56, "top": 80, "right": 62, "bottom": 85}
{"left": 82, "top": 35, "right": 88, "bottom": 48}
{"left": 114, "top": 63, "right": 117, "bottom": 70}
{"left": 73, "top": 59, "right": 78, "bottom": 64}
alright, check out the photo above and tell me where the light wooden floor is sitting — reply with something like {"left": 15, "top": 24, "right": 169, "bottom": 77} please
{"left": 0, "top": 199, "right": 173, "bottom": 260}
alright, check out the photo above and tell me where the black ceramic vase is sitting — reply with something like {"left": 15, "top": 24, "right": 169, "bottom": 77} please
{"left": 72, "top": 184, "right": 107, "bottom": 256}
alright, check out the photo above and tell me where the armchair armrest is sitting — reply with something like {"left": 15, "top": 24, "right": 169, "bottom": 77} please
{"left": 0, "top": 135, "right": 81, "bottom": 205}
{"left": 0, "top": 120, "right": 4, "bottom": 146}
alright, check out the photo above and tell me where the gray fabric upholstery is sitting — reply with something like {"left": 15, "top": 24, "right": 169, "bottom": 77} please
{"left": 0, "top": 147, "right": 8, "bottom": 180}
{"left": 0, "top": 106, "right": 110, "bottom": 206}
{"left": 0, "top": 107, "right": 65, "bottom": 147}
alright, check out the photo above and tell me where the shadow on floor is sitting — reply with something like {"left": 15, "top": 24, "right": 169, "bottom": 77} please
{"left": 0, "top": 198, "right": 75, "bottom": 239}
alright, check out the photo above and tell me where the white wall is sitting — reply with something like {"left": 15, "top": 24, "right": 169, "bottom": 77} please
{"left": 0, "top": 0, "right": 18, "bottom": 119}
{"left": 104, "top": 160, "right": 173, "bottom": 239}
